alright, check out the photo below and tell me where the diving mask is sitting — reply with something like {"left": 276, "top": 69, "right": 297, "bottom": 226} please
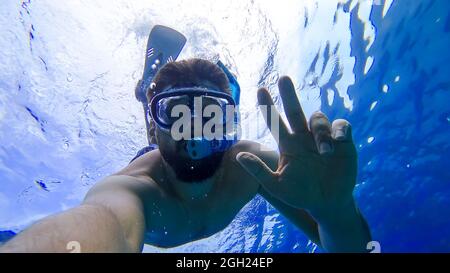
{"left": 148, "top": 87, "right": 239, "bottom": 160}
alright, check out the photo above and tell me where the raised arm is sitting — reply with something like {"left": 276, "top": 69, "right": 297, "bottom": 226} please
{"left": 0, "top": 175, "right": 148, "bottom": 253}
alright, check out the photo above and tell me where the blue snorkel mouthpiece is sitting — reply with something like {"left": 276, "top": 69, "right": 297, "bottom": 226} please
{"left": 185, "top": 138, "right": 211, "bottom": 160}
{"left": 185, "top": 137, "right": 236, "bottom": 160}
{"left": 185, "top": 138, "right": 216, "bottom": 160}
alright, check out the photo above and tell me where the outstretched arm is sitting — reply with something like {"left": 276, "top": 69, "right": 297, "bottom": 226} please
{"left": 237, "top": 76, "right": 371, "bottom": 252}
{"left": 0, "top": 175, "right": 148, "bottom": 253}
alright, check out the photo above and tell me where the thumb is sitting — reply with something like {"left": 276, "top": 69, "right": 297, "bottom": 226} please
{"left": 236, "top": 152, "right": 278, "bottom": 192}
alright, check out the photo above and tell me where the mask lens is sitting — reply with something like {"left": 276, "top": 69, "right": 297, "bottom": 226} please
{"left": 156, "top": 95, "right": 189, "bottom": 125}
{"left": 202, "top": 96, "right": 231, "bottom": 125}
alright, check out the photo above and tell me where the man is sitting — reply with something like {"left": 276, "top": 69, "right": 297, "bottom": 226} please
{"left": 0, "top": 58, "right": 371, "bottom": 253}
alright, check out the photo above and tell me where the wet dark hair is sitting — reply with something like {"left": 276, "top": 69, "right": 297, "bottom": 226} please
{"left": 146, "top": 58, "right": 231, "bottom": 102}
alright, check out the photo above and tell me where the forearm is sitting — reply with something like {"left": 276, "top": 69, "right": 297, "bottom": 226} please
{"left": 0, "top": 204, "right": 133, "bottom": 253}
{"left": 312, "top": 199, "right": 371, "bottom": 253}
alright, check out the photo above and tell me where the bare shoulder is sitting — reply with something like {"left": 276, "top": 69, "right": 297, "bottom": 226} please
{"left": 84, "top": 174, "right": 160, "bottom": 202}
{"left": 113, "top": 149, "right": 162, "bottom": 179}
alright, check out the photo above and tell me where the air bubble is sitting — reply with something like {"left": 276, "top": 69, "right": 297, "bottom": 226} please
{"left": 62, "top": 138, "right": 70, "bottom": 149}
{"left": 367, "top": 136, "right": 374, "bottom": 143}
{"left": 364, "top": 57, "right": 374, "bottom": 75}
{"left": 382, "top": 0, "right": 394, "bottom": 18}
{"left": 370, "top": 101, "right": 378, "bottom": 111}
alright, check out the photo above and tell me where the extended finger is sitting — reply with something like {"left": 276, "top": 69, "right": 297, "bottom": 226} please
{"left": 331, "top": 119, "right": 356, "bottom": 158}
{"left": 278, "top": 76, "right": 308, "bottom": 134}
{"left": 257, "top": 87, "right": 290, "bottom": 149}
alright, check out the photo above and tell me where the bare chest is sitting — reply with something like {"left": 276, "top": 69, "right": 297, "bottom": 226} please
{"left": 143, "top": 166, "right": 259, "bottom": 248}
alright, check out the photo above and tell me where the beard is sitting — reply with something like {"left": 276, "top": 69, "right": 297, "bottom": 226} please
{"left": 158, "top": 140, "right": 225, "bottom": 183}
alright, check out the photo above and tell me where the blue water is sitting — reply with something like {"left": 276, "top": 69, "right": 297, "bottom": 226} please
{"left": 0, "top": 0, "right": 449, "bottom": 253}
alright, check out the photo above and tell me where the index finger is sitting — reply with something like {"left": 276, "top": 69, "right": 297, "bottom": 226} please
{"left": 257, "top": 87, "right": 290, "bottom": 150}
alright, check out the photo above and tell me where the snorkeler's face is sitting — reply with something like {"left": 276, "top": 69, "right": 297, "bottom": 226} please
{"left": 156, "top": 126, "right": 225, "bottom": 183}
{"left": 154, "top": 81, "right": 229, "bottom": 183}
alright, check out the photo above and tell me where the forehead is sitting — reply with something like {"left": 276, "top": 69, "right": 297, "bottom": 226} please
{"left": 160, "top": 80, "right": 225, "bottom": 93}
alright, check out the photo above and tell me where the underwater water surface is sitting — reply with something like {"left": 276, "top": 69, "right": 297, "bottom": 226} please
{"left": 0, "top": 0, "right": 449, "bottom": 252}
